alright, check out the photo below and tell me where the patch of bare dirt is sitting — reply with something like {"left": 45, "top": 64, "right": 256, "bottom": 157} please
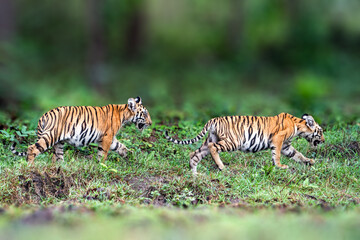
{"left": 142, "top": 129, "right": 158, "bottom": 143}
{"left": 124, "top": 175, "right": 169, "bottom": 206}
{"left": 17, "top": 167, "right": 74, "bottom": 205}
{"left": 124, "top": 175, "right": 167, "bottom": 192}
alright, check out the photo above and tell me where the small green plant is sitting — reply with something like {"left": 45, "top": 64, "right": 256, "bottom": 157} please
{"left": 0, "top": 128, "right": 17, "bottom": 143}
{"left": 302, "top": 178, "right": 319, "bottom": 189}
{"left": 0, "top": 126, "right": 36, "bottom": 143}
{"left": 172, "top": 188, "right": 196, "bottom": 207}
{"left": 261, "top": 164, "right": 274, "bottom": 176}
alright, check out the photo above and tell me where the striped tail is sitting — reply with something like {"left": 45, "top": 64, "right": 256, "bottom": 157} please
{"left": 10, "top": 142, "right": 27, "bottom": 157}
{"left": 165, "top": 122, "right": 210, "bottom": 145}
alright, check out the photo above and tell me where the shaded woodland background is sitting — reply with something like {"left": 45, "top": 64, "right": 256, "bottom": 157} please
{"left": 0, "top": 0, "right": 359, "bottom": 127}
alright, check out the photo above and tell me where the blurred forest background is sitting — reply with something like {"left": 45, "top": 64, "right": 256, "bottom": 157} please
{"left": 0, "top": 0, "right": 359, "bottom": 128}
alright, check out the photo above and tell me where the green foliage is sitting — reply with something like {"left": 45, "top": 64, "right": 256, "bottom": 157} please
{"left": 0, "top": 126, "right": 36, "bottom": 144}
{"left": 1, "top": 0, "right": 360, "bottom": 126}
{"left": 288, "top": 73, "right": 331, "bottom": 116}
{"left": 0, "top": 129, "right": 17, "bottom": 143}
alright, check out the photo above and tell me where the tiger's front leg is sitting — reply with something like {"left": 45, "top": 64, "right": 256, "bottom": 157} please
{"left": 52, "top": 141, "right": 64, "bottom": 162}
{"left": 270, "top": 135, "right": 289, "bottom": 169}
{"left": 281, "top": 144, "right": 315, "bottom": 165}
{"left": 97, "top": 134, "right": 113, "bottom": 162}
{"left": 110, "top": 138, "right": 128, "bottom": 158}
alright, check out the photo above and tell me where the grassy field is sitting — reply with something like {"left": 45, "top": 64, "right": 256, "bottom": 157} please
{"left": 0, "top": 116, "right": 359, "bottom": 239}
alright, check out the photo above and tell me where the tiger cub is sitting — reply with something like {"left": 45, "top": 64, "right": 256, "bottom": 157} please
{"left": 165, "top": 113, "right": 324, "bottom": 174}
{"left": 11, "top": 96, "right": 152, "bottom": 163}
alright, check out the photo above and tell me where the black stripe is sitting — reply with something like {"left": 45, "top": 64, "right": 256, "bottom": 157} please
{"left": 94, "top": 107, "right": 99, "bottom": 124}
{"left": 44, "top": 137, "right": 50, "bottom": 148}
{"left": 80, "top": 129, "right": 88, "bottom": 142}
{"left": 258, "top": 141, "right": 264, "bottom": 151}
{"left": 86, "top": 107, "right": 90, "bottom": 124}
{"left": 81, "top": 120, "right": 86, "bottom": 134}
{"left": 250, "top": 136, "right": 256, "bottom": 147}
{"left": 70, "top": 126, "right": 76, "bottom": 137}
{"left": 87, "top": 130, "right": 97, "bottom": 145}
{"left": 35, "top": 142, "right": 44, "bottom": 152}
{"left": 75, "top": 107, "right": 81, "bottom": 126}
{"left": 269, "top": 133, "right": 274, "bottom": 140}
{"left": 283, "top": 145, "right": 290, "bottom": 151}
{"left": 248, "top": 126, "right": 253, "bottom": 139}
{"left": 69, "top": 107, "right": 75, "bottom": 127}
{"left": 252, "top": 144, "right": 259, "bottom": 153}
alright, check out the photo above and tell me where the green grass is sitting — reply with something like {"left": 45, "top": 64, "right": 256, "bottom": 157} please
{"left": 0, "top": 118, "right": 359, "bottom": 238}
{"left": 0, "top": 121, "right": 359, "bottom": 208}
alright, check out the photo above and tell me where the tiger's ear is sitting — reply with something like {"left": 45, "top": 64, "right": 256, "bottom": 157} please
{"left": 128, "top": 98, "right": 137, "bottom": 111}
{"left": 135, "top": 96, "right": 142, "bottom": 104}
{"left": 302, "top": 114, "right": 315, "bottom": 130}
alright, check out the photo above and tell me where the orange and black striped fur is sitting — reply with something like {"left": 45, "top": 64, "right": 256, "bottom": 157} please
{"left": 11, "top": 97, "right": 152, "bottom": 163}
{"left": 165, "top": 113, "right": 324, "bottom": 174}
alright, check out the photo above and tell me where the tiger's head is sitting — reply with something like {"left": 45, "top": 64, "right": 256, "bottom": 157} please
{"left": 298, "top": 114, "right": 325, "bottom": 147}
{"left": 128, "top": 96, "right": 152, "bottom": 131}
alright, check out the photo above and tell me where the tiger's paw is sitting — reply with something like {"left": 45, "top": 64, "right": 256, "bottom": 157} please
{"left": 117, "top": 146, "right": 129, "bottom": 158}
{"left": 119, "top": 151, "right": 127, "bottom": 158}
{"left": 305, "top": 158, "right": 315, "bottom": 165}
{"left": 277, "top": 164, "right": 289, "bottom": 169}
{"left": 218, "top": 165, "right": 225, "bottom": 171}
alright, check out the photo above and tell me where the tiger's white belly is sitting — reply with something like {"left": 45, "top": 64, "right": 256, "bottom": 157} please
{"left": 65, "top": 125, "right": 101, "bottom": 147}
{"left": 239, "top": 134, "right": 269, "bottom": 153}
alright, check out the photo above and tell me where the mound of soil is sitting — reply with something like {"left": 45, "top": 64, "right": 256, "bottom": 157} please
{"left": 17, "top": 167, "right": 74, "bottom": 204}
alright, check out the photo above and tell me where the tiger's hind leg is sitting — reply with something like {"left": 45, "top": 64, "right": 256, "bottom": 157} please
{"left": 281, "top": 144, "right": 315, "bottom": 165}
{"left": 52, "top": 141, "right": 64, "bottom": 162}
{"left": 208, "top": 140, "right": 231, "bottom": 171}
{"left": 26, "top": 138, "right": 49, "bottom": 163}
{"left": 190, "top": 132, "right": 220, "bottom": 174}
{"left": 189, "top": 144, "right": 210, "bottom": 174}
